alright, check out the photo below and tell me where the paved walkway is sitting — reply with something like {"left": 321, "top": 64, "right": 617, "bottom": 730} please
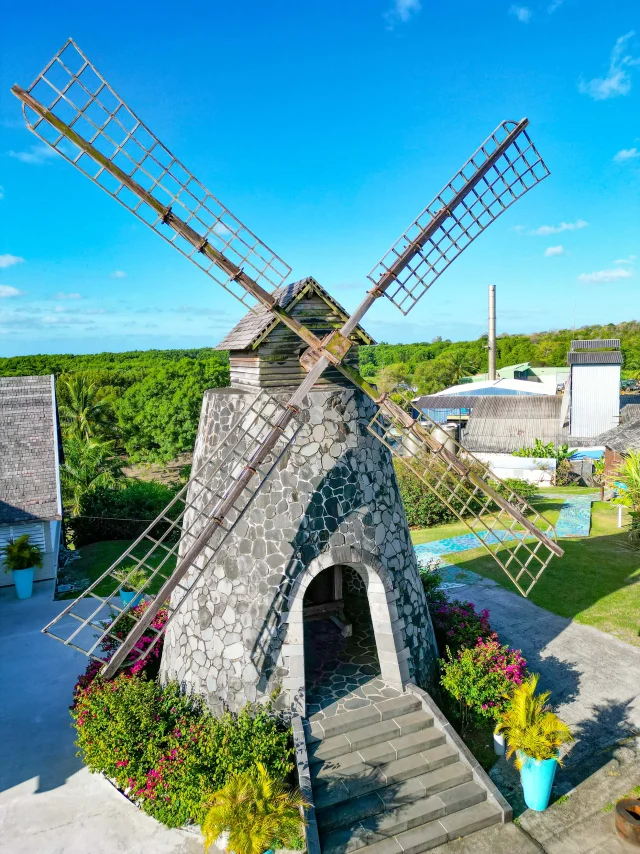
{"left": 0, "top": 580, "right": 202, "bottom": 854}
{"left": 414, "top": 494, "right": 640, "bottom": 765}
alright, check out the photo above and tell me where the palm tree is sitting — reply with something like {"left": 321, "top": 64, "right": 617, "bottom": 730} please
{"left": 445, "top": 350, "right": 481, "bottom": 385}
{"left": 202, "top": 763, "right": 307, "bottom": 854}
{"left": 57, "top": 374, "right": 117, "bottom": 442}
{"left": 60, "top": 437, "right": 124, "bottom": 515}
{"left": 612, "top": 450, "right": 640, "bottom": 545}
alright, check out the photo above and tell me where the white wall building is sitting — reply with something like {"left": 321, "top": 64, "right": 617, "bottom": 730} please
{"left": 568, "top": 342, "right": 622, "bottom": 438}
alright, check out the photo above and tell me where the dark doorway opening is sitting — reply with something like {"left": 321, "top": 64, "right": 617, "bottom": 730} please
{"left": 303, "top": 565, "right": 400, "bottom": 718}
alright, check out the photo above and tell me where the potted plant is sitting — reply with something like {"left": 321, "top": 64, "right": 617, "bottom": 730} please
{"left": 1, "top": 534, "right": 43, "bottom": 600}
{"left": 113, "top": 566, "right": 148, "bottom": 609}
{"left": 202, "top": 762, "right": 308, "bottom": 854}
{"left": 496, "top": 673, "right": 573, "bottom": 811}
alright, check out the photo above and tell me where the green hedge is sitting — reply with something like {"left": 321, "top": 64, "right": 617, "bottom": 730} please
{"left": 67, "top": 480, "right": 180, "bottom": 547}
{"left": 71, "top": 674, "right": 294, "bottom": 828}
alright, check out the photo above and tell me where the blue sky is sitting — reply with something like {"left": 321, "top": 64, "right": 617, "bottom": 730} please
{"left": 0, "top": 0, "right": 639, "bottom": 356}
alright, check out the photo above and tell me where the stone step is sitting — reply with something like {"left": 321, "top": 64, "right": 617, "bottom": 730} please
{"left": 351, "top": 801, "right": 502, "bottom": 854}
{"left": 320, "top": 781, "right": 488, "bottom": 854}
{"left": 315, "top": 760, "right": 472, "bottom": 834}
{"left": 308, "top": 712, "right": 435, "bottom": 764}
{"left": 314, "top": 743, "right": 459, "bottom": 809}
{"left": 312, "top": 728, "right": 446, "bottom": 783}
{"left": 306, "top": 695, "right": 422, "bottom": 743}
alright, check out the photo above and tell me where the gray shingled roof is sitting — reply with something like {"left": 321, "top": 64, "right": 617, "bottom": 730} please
{"left": 0, "top": 376, "right": 62, "bottom": 523}
{"left": 596, "top": 417, "right": 640, "bottom": 454}
{"left": 567, "top": 351, "right": 623, "bottom": 365}
{"left": 463, "top": 395, "right": 568, "bottom": 453}
{"left": 215, "top": 276, "right": 374, "bottom": 351}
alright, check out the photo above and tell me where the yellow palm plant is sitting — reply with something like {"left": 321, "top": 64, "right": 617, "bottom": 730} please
{"left": 202, "top": 762, "right": 308, "bottom": 854}
{"left": 496, "top": 674, "right": 573, "bottom": 769}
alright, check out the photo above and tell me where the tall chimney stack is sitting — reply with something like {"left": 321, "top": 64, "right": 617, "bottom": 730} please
{"left": 488, "top": 284, "right": 496, "bottom": 381}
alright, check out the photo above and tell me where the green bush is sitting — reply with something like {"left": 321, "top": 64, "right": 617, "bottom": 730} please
{"left": 394, "top": 460, "right": 457, "bottom": 527}
{"left": 440, "top": 637, "right": 527, "bottom": 729}
{"left": 67, "top": 480, "right": 180, "bottom": 546}
{"left": 493, "top": 478, "right": 537, "bottom": 504}
{"left": 71, "top": 674, "right": 294, "bottom": 828}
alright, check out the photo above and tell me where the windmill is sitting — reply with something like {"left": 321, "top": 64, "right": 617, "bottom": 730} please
{"left": 14, "top": 40, "right": 563, "bottom": 713}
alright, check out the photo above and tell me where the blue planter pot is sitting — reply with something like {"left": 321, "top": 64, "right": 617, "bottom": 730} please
{"left": 518, "top": 751, "right": 558, "bottom": 811}
{"left": 120, "top": 590, "right": 144, "bottom": 609}
{"left": 12, "top": 567, "right": 35, "bottom": 599}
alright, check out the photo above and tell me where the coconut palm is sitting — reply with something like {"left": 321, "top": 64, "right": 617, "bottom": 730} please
{"left": 612, "top": 450, "right": 640, "bottom": 544}
{"left": 57, "top": 374, "right": 117, "bottom": 441}
{"left": 445, "top": 350, "right": 481, "bottom": 385}
{"left": 60, "top": 437, "right": 124, "bottom": 515}
{"left": 202, "top": 762, "right": 307, "bottom": 854}
{"left": 496, "top": 674, "right": 573, "bottom": 768}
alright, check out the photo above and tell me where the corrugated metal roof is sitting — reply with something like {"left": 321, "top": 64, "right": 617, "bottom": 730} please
{"left": 463, "top": 395, "right": 568, "bottom": 453}
{"left": 621, "top": 402, "right": 640, "bottom": 423}
{"left": 567, "top": 351, "right": 623, "bottom": 365}
{"left": 596, "top": 417, "right": 640, "bottom": 454}
{"left": 570, "top": 338, "right": 620, "bottom": 350}
{"left": 413, "top": 394, "right": 479, "bottom": 411}
{"left": 0, "top": 375, "right": 62, "bottom": 523}
{"left": 215, "top": 276, "right": 374, "bottom": 351}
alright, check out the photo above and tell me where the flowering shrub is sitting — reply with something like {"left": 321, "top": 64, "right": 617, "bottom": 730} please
{"left": 71, "top": 673, "right": 294, "bottom": 828}
{"left": 430, "top": 599, "right": 494, "bottom": 656}
{"left": 73, "top": 600, "right": 168, "bottom": 698}
{"left": 440, "top": 637, "right": 527, "bottom": 727}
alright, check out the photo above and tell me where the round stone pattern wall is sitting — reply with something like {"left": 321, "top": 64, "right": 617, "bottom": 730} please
{"left": 159, "top": 385, "right": 439, "bottom": 714}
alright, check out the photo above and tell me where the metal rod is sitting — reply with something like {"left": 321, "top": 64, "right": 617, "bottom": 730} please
{"left": 488, "top": 284, "right": 497, "bottom": 381}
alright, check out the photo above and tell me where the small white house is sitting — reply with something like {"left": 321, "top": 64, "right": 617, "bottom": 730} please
{"left": 0, "top": 375, "right": 63, "bottom": 587}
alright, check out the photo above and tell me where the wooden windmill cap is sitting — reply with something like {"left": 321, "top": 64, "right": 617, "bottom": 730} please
{"left": 215, "top": 276, "right": 376, "bottom": 352}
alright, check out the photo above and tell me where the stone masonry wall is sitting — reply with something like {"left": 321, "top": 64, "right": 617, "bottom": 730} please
{"left": 160, "top": 385, "right": 438, "bottom": 714}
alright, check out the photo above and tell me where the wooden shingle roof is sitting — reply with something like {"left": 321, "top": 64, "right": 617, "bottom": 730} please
{"left": 215, "top": 276, "right": 375, "bottom": 351}
{"left": 0, "top": 375, "right": 62, "bottom": 523}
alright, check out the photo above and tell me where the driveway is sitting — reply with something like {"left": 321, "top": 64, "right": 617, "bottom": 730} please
{"left": 0, "top": 580, "right": 201, "bottom": 854}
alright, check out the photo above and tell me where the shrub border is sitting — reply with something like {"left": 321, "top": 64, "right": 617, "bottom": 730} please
{"left": 405, "top": 683, "right": 512, "bottom": 823}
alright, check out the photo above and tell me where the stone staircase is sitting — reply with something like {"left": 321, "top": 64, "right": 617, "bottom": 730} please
{"left": 304, "top": 693, "right": 504, "bottom": 854}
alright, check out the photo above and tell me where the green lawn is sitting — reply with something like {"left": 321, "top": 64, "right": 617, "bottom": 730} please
{"left": 411, "top": 498, "right": 640, "bottom": 647}
{"left": 59, "top": 539, "right": 176, "bottom": 601}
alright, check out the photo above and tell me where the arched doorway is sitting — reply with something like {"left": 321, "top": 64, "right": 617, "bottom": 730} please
{"left": 281, "top": 548, "right": 409, "bottom": 716}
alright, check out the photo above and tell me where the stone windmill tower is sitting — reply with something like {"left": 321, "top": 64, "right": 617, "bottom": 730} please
{"left": 158, "top": 277, "right": 437, "bottom": 713}
{"left": 25, "top": 41, "right": 563, "bottom": 718}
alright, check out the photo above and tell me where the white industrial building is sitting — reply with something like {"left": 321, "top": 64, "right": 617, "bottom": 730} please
{"left": 567, "top": 339, "right": 622, "bottom": 438}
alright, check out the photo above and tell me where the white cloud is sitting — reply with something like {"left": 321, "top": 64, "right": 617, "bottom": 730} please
{"left": 8, "top": 144, "right": 57, "bottom": 165}
{"left": 110, "top": 270, "right": 127, "bottom": 279}
{"left": 614, "top": 255, "right": 636, "bottom": 265}
{"left": 579, "top": 32, "right": 640, "bottom": 101}
{"left": 0, "top": 253, "right": 25, "bottom": 269}
{"left": 578, "top": 268, "right": 632, "bottom": 284}
{"left": 0, "top": 186, "right": 4, "bottom": 200}
{"left": 614, "top": 147, "right": 640, "bottom": 163}
{"left": 548, "top": 0, "right": 563, "bottom": 12}
{"left": 544, "top": 245, "right": 565, "bottom": 256}
{"left": 509, "top": 4, "right": 532, "bottom": 23}
{"left": 385, "top": 0, "right": 421, "bottom": 27}
{"left": 529, "top": 220, "right": 588, "bottom": 236}
{"left": 55, "top": 291, "right": 82, "bottom": 300}
{"left": 0, "top": 285, "right": 23, "bottom": 297}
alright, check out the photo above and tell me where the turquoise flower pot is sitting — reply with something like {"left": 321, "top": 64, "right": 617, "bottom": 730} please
{"left": 12, "top": 567, "right": 34, "bottom": 599}
{"left": 120, "top": 589, "right": 144, "bottom": 609}
{"left": 518, "top": 750, "right": 558, "bottom": 811}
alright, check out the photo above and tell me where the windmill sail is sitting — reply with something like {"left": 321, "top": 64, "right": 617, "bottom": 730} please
{"left": 367, "top": 120, "right": 549, "bottom": 315}
{"left": 12, "top": 39, "right": 290, "bottom": 311}
{"left": 367, "top": 396, "right": 562, "bottom": 597}
{"left": 43, "top": 393, "right": 300, "bottom": 676}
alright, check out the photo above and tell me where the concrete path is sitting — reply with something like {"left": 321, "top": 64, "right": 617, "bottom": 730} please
{"left": 464, "top": 576, "right": 640, "bottom": 766}
{"left": 0, "top": 580, "right": 202, "bottom": 854}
